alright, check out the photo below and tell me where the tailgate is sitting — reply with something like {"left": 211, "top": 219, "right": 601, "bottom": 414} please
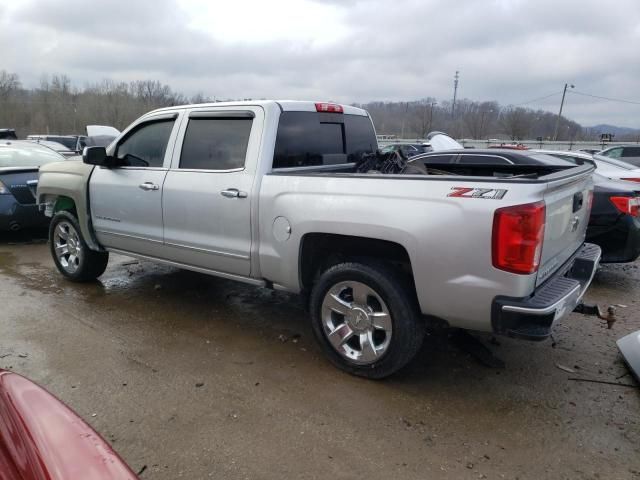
{"left": 536, "top": 172, "right": 593, "bottom": 286}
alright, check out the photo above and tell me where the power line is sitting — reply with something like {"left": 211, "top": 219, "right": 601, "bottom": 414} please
{"left": 513, "top": 91, "right": 562, "bottom": 106}
{"left": 569, "top": 90, "right": 640, "bottom": 106}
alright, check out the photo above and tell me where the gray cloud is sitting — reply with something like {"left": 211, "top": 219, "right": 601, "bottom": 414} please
{"left": 2, "top": 0, "right": 640, "bottom": 126}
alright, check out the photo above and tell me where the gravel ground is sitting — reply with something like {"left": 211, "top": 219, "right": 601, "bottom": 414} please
{"left": 0, "top": 231, "right": 638, "bottom": 480}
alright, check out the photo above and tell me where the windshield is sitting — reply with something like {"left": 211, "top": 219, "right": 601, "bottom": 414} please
{"left": 0, "top": 143, "right": 66, "bottom": 168}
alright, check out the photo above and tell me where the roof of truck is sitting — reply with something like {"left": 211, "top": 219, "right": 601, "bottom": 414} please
{"left": 149, "top": 100, "right": 369, "bottom": 117}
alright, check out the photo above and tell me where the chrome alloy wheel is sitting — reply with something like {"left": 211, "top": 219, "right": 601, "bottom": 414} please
{"left": 321, "top": 281, "right": 392, "bottom": 365}
{"left": 53, "top": 221, "right": 83, "bottom": 274}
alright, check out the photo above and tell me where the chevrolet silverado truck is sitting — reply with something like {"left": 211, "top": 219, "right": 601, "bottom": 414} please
{"left": 37, "top": 100, "right": 601, "bottom": 378}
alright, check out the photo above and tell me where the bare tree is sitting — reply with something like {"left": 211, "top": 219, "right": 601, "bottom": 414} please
{"left": 1, "top": 70, "right": 599, "bottom": 141}
{"left": 499, "top": 107, "right": 532, "bottom": 140}
{"left": 0, "top": 71, "right": 20, "bottom": 100}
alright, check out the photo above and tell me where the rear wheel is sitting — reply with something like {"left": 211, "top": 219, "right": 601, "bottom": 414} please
{"left": 309, "top": 261, "right": 425, "bottom": 379}
{"left": 49, "top": 211, "right": 109, "bottom": 282}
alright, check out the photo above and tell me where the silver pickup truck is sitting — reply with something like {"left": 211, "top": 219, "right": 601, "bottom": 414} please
{"left": 37, "top": 100, "right": 601, "bottom": 378}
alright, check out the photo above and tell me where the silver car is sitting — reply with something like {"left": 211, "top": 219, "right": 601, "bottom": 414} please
{"left": 598, "top": 145, "right": 640, "bottom": 166}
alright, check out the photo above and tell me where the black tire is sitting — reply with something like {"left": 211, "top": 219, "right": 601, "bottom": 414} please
{"left": 49, "top": 211, "right": 109, "bottom": 282}
{"left": 309, "top": 261, "right": 425, "bottom": 379}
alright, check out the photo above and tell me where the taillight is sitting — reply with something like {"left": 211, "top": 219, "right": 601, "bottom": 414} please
{"left": 315, "top": 102, "right": 343, "bottom": 113}
{"left": 492, "top": 201, "right": 546, "bottom": 275}
{"left": 620, "top": 178, "right": 640, "bottom": 183}
{"left": 610, "top": 196, "right": 640, "bottom": 217}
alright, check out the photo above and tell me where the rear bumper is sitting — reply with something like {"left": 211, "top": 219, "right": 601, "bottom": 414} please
{"left": 587, "top": 215, "right": 640, "bottom": 263}
{"left": 492, "top": 243, "right": 601, "bottom": 341}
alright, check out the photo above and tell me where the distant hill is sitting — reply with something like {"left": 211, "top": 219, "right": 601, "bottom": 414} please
{"left": 588, "top": 124, "right": 640, "bottom": 137}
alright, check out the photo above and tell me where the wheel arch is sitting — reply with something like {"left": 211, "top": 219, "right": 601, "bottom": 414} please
{"left": 40, "top": 191, "right": 102, "bottom": 251}
{"left": 53, "top": 195, "right": 77, "bottom": 215}
{"left": 37, "top": 161, "right": 102, "bottom": 251}
{"left": 299, "top": 232, "right": 417, "bottom": 296}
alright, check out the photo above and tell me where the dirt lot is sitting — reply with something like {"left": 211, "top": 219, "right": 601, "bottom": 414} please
{"left": 0, "top": 231, "right": 638, "bottom": 480}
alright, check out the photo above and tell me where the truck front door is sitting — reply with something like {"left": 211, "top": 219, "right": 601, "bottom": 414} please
{"left": 161, "top": 108, "right": 263, "bottom": 276}
{"left": 90, "top": 114, "right": 179, "bottom": 257}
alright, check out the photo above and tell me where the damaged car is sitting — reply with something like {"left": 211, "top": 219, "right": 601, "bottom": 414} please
{"left": 0, "top": 140, "right": 64, "bottom": 231}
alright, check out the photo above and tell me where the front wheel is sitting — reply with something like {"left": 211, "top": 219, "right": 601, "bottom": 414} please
{"left": 309, "top": 261, "right": 425, "bottom": 379}
{"left": 49, "top": 211, "right": 109, "bottom": 282}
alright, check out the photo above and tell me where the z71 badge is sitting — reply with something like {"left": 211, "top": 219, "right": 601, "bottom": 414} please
{"left": 447, "top": 187, "right": 508, "bottom": 199}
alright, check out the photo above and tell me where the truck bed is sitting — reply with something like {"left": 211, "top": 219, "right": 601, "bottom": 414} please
{"left": 269, "top": 161, "right": 587, "bottom": 182}
{"left": 261, "top": 161, "right": 595, "bottom": 331}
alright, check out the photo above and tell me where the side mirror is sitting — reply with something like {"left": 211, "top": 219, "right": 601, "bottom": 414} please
{"left": 83, "top": 146, "right": 112, "bottom": 167}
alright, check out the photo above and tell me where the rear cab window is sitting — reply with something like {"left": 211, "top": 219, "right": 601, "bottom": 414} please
{"left": 273, "top": 112, "right": 377, "bottom": 169}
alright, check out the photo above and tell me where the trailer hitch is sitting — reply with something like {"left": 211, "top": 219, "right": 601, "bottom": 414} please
{"left": 573, "top": 303, "right": 617, "bottom": 329}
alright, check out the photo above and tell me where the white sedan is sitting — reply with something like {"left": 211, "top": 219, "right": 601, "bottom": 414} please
{"left": 535, "top": 149, "right": 640, "bottom": 183}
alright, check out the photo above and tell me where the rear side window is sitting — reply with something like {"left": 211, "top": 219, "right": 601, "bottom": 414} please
{"left": 273, "top": 112, "right": 377, "bottom": 168}
{"left": 116, "top": 119, "right": 175, "bottom": 168}
{"left": 180, "top": 118, "right": 252, "bottom": 170}
{"left": 459, "top": 154, "right": 511, "bottom": 165}
{"left": 622, "top": 147, "right": 640, "bottom": 157}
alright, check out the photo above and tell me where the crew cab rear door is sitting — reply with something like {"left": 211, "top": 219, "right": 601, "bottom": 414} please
{"left": 161, "top": 107, "right": 264, "bottom": 276}
{"left": 536, "top": 170, "right": 594, "bottom": 286}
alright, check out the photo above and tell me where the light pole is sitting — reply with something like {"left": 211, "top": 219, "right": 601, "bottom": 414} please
{"left": 553, "top": 83, "right": 574, "bottom": 141}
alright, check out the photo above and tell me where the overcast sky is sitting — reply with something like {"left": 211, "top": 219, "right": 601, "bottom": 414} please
{"left": 2, "top": 0, "right": 640, "bottom": 127}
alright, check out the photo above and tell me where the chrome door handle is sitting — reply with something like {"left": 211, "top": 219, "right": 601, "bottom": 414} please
{"left": 139, "top": 182, "right": 159, "bottom": 191}
{"left": 220, "top": 188, "right": 247, "bottom": 198}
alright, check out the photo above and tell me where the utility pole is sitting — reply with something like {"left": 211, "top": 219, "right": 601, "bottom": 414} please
{"left": 553, "top": 83, "right": 574, "bottom": 141}
{"left": 451, "top": 71, "right": 459, "bottom": 117}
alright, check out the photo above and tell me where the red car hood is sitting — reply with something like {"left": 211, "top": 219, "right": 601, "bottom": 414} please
{"left": 0, "top": 369, "right": 137, "bottom": 480}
